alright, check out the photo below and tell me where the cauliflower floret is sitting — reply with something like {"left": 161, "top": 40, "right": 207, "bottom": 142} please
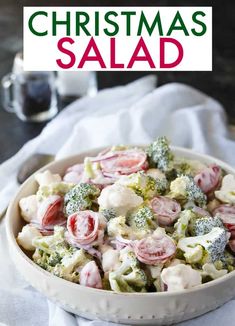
{"left": 19, "top": 195, "right": 38, "bottom": 222}
{"left": 161, "top": 264, "right": 202, "bottom": 292}
{"left": 178, "top": 227, "right": 229, "bottom": 264}
{"left": 170, "top": 176, "right": 188, "bottom": 198}
{"left": 35, "top": 170, "right": 62, "bottom": 186}
{"left": 170, "top": 175, "right": 207, "bottom": 207}
{"left": 201, "top": 263, "right": 228, "bottom": 280}
{"left": 109, "top": 250, "right": 147, "bottom": 293}
{"left": 215, "top": 174, "right": 235, "bottom": 204}
{"left": 146, "top": 168, "right": 165, "bottom": 180}
{"left": 107, "top": 216, "right": 131, "bottom": 238}
{"left": 64, "top": 183, "right": 100, "bottom": 216}
{"left": 98, "top": 183, "right": 143, "bottom": 216}
{"left": 102, "top": 248, "right": 121, "bottom": 272}
{"left": 37, "top": 182, "right": 75, "bottom": 202}
{"left": 17, "top": 225, "right": 42, "bottom": 250}
{"left": 147, "top": 136, "right": 174, "bottom": 172}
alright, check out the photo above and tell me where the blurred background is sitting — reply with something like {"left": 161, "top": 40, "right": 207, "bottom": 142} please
{"left": 0, "top": 0, "right": 234, "bottom": 163}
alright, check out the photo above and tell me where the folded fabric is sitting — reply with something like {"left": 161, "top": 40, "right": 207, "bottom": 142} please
{"left": 1, "top": 76, "right": 235, "bottom": 326}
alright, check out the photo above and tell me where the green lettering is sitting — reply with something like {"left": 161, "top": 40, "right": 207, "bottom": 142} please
{"left": 104, "top": 11, "right": 119, "bottom": 36}
{"left": 167, "top": 11, "right": 189, "bottom": 36}
{"left": 75, "top": 12, "right": 91, "bottom": 36}
{"left": 121, "top": 11, "right": 136, "bottom": 36}
{"left": 191, "top": 11, "right": 207, "bottom": 36}
{"left": 95, "top": 11, "right": 99, "bottom": 36}
{"left": 28, "top": 11, "right": 48, "bottom": 36}
{"left": 52, "top": 11, "right": 71, "bottom": 36}
{"left": 137, "top": 11, "right": 163, "bottom": 36}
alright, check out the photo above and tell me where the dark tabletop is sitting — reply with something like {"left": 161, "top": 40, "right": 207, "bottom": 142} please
{"left": 0, "top": 0, "right": 234, "bottom": 164}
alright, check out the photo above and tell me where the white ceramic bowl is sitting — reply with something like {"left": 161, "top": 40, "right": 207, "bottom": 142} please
{"left": 6, "top": 147, "right": 235, "bottom": 325}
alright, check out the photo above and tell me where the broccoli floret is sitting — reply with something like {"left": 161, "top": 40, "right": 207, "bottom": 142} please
{"left": 186, "top": 176, "right": 207, "bottom": 207}
{"left": 117, "top": 172, "right": 158, "bottom": 200}
{"left": 176, "top": 162, "right": 193, "bottom": 176}
{"left": 147, "top": 137, "right": 174, "bottom": 172}
{"left": 190, "top": 216, "right": 224, "bottom": 236}
{"left": 48, "top": 251, "right": 62, "bottom": 267}
{"left": 173, "top": 210, "right": 196, "bottom": 240}
{"left": 127, "top": 206, "right": 156, "bottom": 233}
{"left": 100, "top": 208, "right": 117, "bottom": 221}
{"left": 172, "top": 162, "right": 196, "bottom": 178}
{"left": 32, "top": 226, "right": 66, "bottom": 254}
{"left": 155, "top": 177, "right": 169, "bottom": 195}
{"left": 53, "top": 249, "right": 91, "bottom": 282}
{"left": 33, "top": 249, "right": 53, "bottom": 271}
{"left": 109, "top": 249, "right": 147, "bottom": 292}
{"left": 178, "top": 227, "right": 229, "bottom": 264}
{"left": 37, "top": 182, "right": 75, "bottom": 201}
{"left": 217, "top": 251, "right": 235, "bottom": 271}
{"left": 170, "top": 175, "right": 207, "bottom": 207}
{"left": 33, "top": 227, "right": 68, "bottom": 271}
{"left": 173, "top": 158, "right": 208, "bottom": 178}
{"left": 64, "top": 183, "right": 100, "bottom": 216}
{"left": 32, "top": 227, "right": 91, "bottom": 282}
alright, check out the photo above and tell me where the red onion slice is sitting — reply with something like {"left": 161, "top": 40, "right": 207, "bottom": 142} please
{"left": 151, "top": 196, "right": 181, "bottom": 226}
{"left": 194, "top": 164, "right": 221, "bottom": 194}
{"left": 133, "top": 233, "right": 176, "bottom": 265}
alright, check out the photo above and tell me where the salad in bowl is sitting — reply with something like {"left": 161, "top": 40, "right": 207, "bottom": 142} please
{"left": 16, "top": 137, "right": 235, "bottom": 294}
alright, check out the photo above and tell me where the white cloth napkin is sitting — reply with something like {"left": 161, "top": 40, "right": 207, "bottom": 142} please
{"left": 1, "top": 75, "right": 235, "bottom": 326}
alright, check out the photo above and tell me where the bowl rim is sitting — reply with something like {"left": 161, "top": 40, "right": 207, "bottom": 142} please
{"left": 6, "top": 145, "right": 235, "bottom": 298}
